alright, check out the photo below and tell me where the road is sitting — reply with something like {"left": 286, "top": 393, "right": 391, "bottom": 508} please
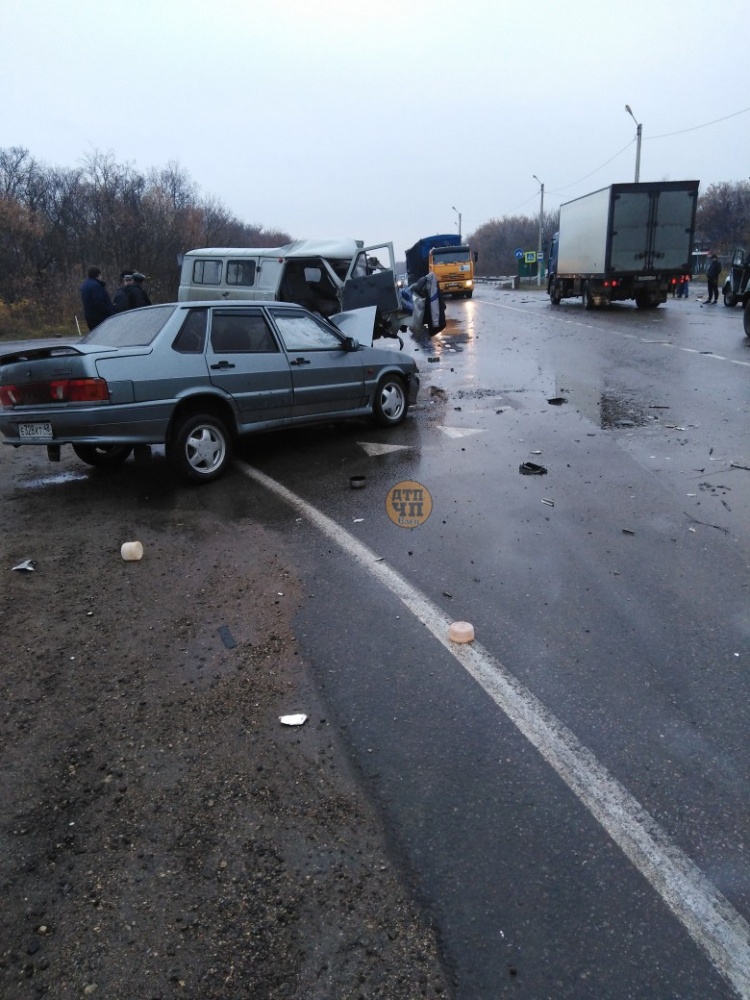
{"left": 3, "top": 286, "right": 750, "bottom": 999}
{"left": 240, "top": 287, "right": 750, "bottom": 999}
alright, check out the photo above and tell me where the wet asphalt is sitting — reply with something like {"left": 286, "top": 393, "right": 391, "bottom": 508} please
{"left": 6, "top": 287, "right": 750, "bottom": 998}
{"left": 239, "top": 287, "right": 750, "bottom": 999}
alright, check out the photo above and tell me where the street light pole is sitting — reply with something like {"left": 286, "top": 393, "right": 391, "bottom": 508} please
{"left": 452, "top": 205, "right": 462, "bottom": 240}
{"left": 533, "top": 175, "right": 544, "bottom": 287}
{"left": 624, "top": 104, "right": 642, "bottom": 182}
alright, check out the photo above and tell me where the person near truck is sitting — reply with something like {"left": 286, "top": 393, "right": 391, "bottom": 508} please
{"left": 129, "top": 271, "right": 152, "bottom": 307}
{"left": 705, "top": 255, "right": 721, "bottom": 305}
{"left": 79, "top": 266, "right": 114, "bottom": 330}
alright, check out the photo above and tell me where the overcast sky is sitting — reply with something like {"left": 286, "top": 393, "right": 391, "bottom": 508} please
{"left": 2, "top": 0, "right": 748, "bottom": 261}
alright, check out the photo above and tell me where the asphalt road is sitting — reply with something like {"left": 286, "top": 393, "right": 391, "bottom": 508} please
{"left": 237, "top": 286, "right": 750, "bottom": 999}
{"left": 3, "top": 287, "right": 749, "bottom": 999}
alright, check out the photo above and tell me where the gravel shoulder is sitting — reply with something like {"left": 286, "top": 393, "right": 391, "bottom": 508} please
{"left": 0, "top": 447, "right": 451, "bottom": 999}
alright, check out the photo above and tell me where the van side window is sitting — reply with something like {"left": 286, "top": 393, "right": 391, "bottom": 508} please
{"left": 210, "top": 311, "right": 279, "bottom": 353}
{"left": 192, "top": 260, "right": 222, "bottom": 285}
{"left": 173, "top": 308, "right": 207, "bottom": 353}
{"left": 226, "top": 260, "right": 256, "bottom": 286}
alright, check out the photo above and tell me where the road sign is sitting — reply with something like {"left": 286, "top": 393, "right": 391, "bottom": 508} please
{"left": 514, "top": 248, "right": 524, "bottom": 259}
{"left": 524, "top": 251, "right": 537, "bottom": 264}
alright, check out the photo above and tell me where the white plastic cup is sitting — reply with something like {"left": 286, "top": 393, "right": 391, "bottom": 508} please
{"left": 120, "top": 541, "right": 143, "bottom": 561}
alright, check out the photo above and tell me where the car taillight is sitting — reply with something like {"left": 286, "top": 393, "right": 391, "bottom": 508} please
{"left": 0, "top": 378, "right": 109, "bottom": 408}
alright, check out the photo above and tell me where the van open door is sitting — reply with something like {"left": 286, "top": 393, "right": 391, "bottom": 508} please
{"left": 341, "top": 242, "right": 400, "bottom": 315}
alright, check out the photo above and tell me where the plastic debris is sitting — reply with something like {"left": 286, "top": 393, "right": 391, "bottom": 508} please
{"left": 120, "top": 541, "right": 143, "bottom": 561}
{"left": 279, "top": 714, "right": 307, "bottom": 726}
{"left": 622, "top": 528, "right": 635, "bottom": 535}
{"left": 350, "top": 476, "right": 366, "bottom": 489}
{"left": 547, "top": 397, "right": 568, "bottom": 405}
{"left": 519, "top": 462, "right": 547, "bottom": 475}
{"left": 12, "top": 559, "right": 34, "bottom": 572}
{"left": 449, "top": 621, "right": 475, "bottom": 643}
{"left": 217, "top": 625, "right": 237, "bottom": 649}
{"left": 541, "top": 498, "right": 555, "bottom": 507}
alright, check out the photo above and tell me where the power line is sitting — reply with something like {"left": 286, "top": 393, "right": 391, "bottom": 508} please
{"left": 647, "top": 105, "right": 750, "bottom": 140}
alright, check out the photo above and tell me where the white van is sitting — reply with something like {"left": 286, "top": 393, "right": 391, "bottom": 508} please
{"left": 177, "top": 239, "right": 403, "bottom": 337}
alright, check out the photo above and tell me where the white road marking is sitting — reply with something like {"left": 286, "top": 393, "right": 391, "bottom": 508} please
{"left": 438, "top": 426, "right": 485, "bottom": 438}
{"left": 240, "top": 462, "right": 750, "bottom": 998}
{"left": 358, "top": 442, "right": 411, "bottom": 456}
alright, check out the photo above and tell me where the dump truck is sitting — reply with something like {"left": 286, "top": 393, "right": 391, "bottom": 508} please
{"left": 546, "top": 181, "right": 699, "bottom": 309}
{"left": 405, "top": 234, "right": 477, "bottom": 299}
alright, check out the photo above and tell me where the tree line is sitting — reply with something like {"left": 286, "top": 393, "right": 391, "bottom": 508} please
{"left": 0, "top": 147, "right": 291, "bottom": 335}
{"left": 468, "top": 181, "right": 750, "bottom": 278}
{"left": 1, "top": 144, "right": 749, "bottom": 335}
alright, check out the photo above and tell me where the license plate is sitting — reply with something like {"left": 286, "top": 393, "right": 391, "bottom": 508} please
{"left": 18, "top": 422, "right": 53, "bottom": 440}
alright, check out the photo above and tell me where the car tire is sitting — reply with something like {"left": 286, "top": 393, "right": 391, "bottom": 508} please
{"left": 724, "top": 290, "right": 737, "bottom": 307}
{"left": 72, "top": 443, "right": 133, "bottom": 467}
{"left": 373, "top": 375, "right": 408, "bottom": 427}
{"left": 168, "top": 413, "right": 232, "bottom": 483}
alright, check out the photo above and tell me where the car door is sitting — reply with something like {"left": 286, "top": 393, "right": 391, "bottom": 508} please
{"left": 340, "top": 242, "right": 401, "bottom": 315}
{"left": 267, "top": 307, "right": 365, "bottom": 417}
{"left": 206, "top": 307, "right": 293, "bottom": 426}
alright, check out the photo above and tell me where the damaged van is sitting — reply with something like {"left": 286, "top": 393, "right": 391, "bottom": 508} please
{"left": 177, "top": 239, "right": 404, "bottom": 341}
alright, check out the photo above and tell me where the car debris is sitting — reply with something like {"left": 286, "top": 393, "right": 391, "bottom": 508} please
{"left": 120, "top": 541, "right": 144, "bottom": 561}
{"left": 279, "top": 714, "right": 308, "bottom": 726}
{"left": 11, "top": 559, "right": 34, "bottom": 572}
{"left": 541, "top": 498, "right": 555, "bottom": 507}
{"left": 519, "top": 462, "right": 547, "bottom": 475}
{"left": 547, "top": 397, "right": 568, "bottom": 405}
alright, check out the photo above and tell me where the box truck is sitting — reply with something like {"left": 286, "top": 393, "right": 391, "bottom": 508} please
{"left": 405, "top": 234, "right": 477, "bottom": 298}
{"left": 547, "top": 181, "right": 699, "bottom": 309}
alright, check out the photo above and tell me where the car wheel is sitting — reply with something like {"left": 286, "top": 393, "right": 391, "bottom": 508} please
{"left": 168, "top": 413, "right": 232, "bottom": 483}
{"left": 724, "top": 290, "right": 737, "bottom": 307}
{"left": 72, "top": 443, "right": 133, "bottom": 467}
{"left": 373, "top": 375, "right": 408, "bottom": 427}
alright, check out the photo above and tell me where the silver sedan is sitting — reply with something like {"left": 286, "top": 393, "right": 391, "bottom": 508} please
{"left": 0, "top": 301, "right": 420, "bottom": 483}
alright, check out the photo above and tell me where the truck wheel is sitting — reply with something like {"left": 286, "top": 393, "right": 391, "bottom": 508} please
{"left": 168, "top": 413, "right": 232, "bottom": 483}
{"left": 582, "top": 283, "right": 594, "bottom": 310}
{"left": 550, "top": 281, "right": 562, "bottom": 305}
{"left": 724, "top": 290, "right": 737, "bottom": 307}
{"left": 744, "top": 302, "right": 750, "bottom": 338}
{"left": 465, "top": 290, "right": 473, "bottom": 299}
{"left": 72, "top": 443, "right": 133, "bottom": 467}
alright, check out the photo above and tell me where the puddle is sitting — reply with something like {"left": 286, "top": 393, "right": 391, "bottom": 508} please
{"left": 599, "top": 391, "right": 652, "bottom": 429}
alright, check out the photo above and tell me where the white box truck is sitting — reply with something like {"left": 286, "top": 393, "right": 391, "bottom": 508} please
{"left": 547, "top": 181, "right": 699, "bottom": 309}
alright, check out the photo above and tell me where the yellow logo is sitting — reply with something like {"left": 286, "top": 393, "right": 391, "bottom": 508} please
{"left": 386, "top": 480, "right": 433, "bottom": 528}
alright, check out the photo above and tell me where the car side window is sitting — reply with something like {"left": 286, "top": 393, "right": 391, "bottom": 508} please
{"left": 172, "top": 308, "right": 208, "bottom": 353}
{"left": 210, "top": 311, "right": 279, "bottom": 353}
{"left": 270, "top": 311, "right": 342, "bottom": 351}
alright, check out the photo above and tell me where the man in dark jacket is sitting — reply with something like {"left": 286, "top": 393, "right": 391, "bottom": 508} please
{"left": 79, "top": 266, "right": 114, "bottom": 330}
{"left": 113, "top": 271, "right": 135, "bottom": 312}
{"left": 705, "top": 255, "right": 721, "bottom": 305}
{"left": 129, "top": 272, "right": 152, "bottom": 308}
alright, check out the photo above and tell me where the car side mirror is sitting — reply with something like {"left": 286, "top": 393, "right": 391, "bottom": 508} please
{"left": 342, "top": 336, "right": 360, "bottom": 352}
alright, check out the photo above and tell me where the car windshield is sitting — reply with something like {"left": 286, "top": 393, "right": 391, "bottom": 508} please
{"left": 81, "top": 305, "right": 175, "bottom": 347}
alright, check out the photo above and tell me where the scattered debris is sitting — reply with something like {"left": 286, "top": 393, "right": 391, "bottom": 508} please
{"left": 519, "top": 462, "right": 547, "bottom": 475}
{"left": 12, "top": 559, "right": 34, "bottom": 572}
{"left": 541, "top": 498, "right": 555, "bottom": 507}
{"left": 448, "top": 621, "right": 475, "bottom": 644}
{"left": 120, "top": 541, "right": 143, "bottom": 561}
{"left": 428, "top": 356, "right": 440, "bottom": 363}
{"left": 622, "top": 528, "right": 635, "bottom": 535}
{"left": 350, "top": 476, "right": 366, "bottom": 489}
{"left": 279, "top": 714, "right": 307, "bottom": 726}
{"left": 547, "top": 397, "right": 568, "bottom": 405}
{"left": 730, "top": 463, "right": 750, "bottom": 472}
{"left": 217, "top": 625, "right": 237, "bottom": 649}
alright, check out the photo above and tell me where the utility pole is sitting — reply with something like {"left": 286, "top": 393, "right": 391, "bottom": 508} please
{"left": 452, "top": 205, "right": 462, "bottom": 240}
{"left": 625, "top": 105, "right": 642, "bottom": 182}
{"left": 533, "top": 175, "right": 544, "bottom": 287}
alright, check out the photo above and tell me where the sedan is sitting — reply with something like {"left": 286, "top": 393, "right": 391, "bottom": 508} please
{"left": 0, "top": 301, "right": 420, "bottom": 483}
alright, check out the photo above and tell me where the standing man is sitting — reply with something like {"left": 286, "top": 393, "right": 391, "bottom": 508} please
{"left": 705, "top": 255, "right": 721, "bottom": 305}
{"left": 113, "top": 271, "right": 135, "bottom": 312}
{"left": 79, "top": 266, "right": 114, "bottom": 331}
{"left": 129, "top": 271, "right": 152, "bottom": 308}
